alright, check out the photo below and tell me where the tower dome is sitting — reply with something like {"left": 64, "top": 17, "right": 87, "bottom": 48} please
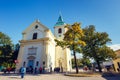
{"left": 54, "top": 14, "right": 65, "bottom": 27}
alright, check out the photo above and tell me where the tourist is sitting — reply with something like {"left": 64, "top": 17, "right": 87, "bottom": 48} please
{"left": 34, "top": 67, "right": 37, "bottom": 74}
{"left": 30, "top": 66, "right": 33, "bottom": 74}
{"left": 20, "top": 66, "right": 26, "bottom": 78}
{"left": 39, "top": 67, "right": 42, "bottom": 74}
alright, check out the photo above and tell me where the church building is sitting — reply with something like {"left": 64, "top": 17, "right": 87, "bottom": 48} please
{"left": 16, "top": 15, "right": 72, "bottom": 72}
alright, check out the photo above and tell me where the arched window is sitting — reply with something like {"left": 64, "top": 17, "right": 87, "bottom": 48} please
{"left": 32, "top": 33, "right": 37, "bottom": 39}
{"left": 58, "top": 28, "right": 62, "bottom": 33}
{"left": 43, "top": 61, "right": 45, "bottom": 65}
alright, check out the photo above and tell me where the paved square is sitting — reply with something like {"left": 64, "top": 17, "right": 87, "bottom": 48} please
{"left": 0, "top": 73, "right": 119, "bottom": 80}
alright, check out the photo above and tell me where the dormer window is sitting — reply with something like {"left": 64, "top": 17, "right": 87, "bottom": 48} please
{"left": 58, "top": 28, "right": 62, "bottom": 33}
{"left": 32, "top": 33, "right": 37, "bottom": 39}
{"left": 35, "top": 25, "right": 38, "bottom": 29}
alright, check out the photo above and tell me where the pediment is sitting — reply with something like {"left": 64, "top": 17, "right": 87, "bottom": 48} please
{"left": 22, "top": 20, "right": 49, "bottom": 34}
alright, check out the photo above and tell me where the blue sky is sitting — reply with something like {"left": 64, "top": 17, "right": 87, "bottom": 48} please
{"left": 0, "top": 0, "right": 120, "bottom": 49}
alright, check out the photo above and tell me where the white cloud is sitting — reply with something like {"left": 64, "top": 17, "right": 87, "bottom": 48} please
{"left": 108, "top": 44, "right": 120, "bottom": 51}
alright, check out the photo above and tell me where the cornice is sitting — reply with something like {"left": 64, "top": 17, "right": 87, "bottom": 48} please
{"left": 44, "top": 29, "right": 49, "bottom": 32}
{"left": 19, "top": 37, "right": 50, "bottom": 43}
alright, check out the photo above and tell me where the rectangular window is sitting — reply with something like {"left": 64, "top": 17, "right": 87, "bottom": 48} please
{"left": 43, "top": 61, "right": 45, "bottom": 65}
{"left": 28, "top": 47, "right": 37, "bottom": 55}
{"left": 33, "top": 33, "right": 37, "bottom": 39}
{"left": 36, "top": 61, "right": 39, "bottom": 66}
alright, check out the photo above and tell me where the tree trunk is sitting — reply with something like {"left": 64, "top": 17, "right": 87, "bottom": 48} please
{"left": 93, "top": 50, "right": 102, "bottom": 73}
{"left": 96, "top": 59, "right": 102, "bottom": 72}
{"left": 73, "top": 50, "right": 79, "bottom": 73}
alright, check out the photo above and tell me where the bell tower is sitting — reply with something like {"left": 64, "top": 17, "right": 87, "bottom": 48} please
{"left": 54, "top": 14, "right": 72, "bottom": 72}
{"left": 54, "top": 14, "right": 67, "bottom": 40}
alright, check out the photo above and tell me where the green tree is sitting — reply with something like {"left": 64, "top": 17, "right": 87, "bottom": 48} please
{"left": 81, "top": 25, "right": 116, "bottom": 72}
{"left": 0, "top": 32, "right": 12, "bottom": 46}
{"left": 0, "top": 32, "right": 13, "bottom": 63}
{"left": 2, "top": 45, "right": 12, "bottom": 61}
{"left": 55, "top": 23, "right": 85, "bottom": 73}
{"left": 12, "top": 43, "right": 20, "bottom": 60}
{"left": 71, "top": 58, "right": 83, "bottom": 68}
{"left": 81, "top": 57, "right": 91, "bottom": 67}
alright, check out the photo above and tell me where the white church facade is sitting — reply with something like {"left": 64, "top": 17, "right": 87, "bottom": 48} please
{"left": 16, "top": 15, "right": 72, "bottom": 72}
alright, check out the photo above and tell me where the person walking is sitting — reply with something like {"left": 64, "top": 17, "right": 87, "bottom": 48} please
{"left": 39, "top": 67, "right": 42, "bottom": 74}
{"left": 34, "top": 67, "right": 37, "bottom": 74}
{"left": 20, "top": 66, "right": 26, "bottom": 78}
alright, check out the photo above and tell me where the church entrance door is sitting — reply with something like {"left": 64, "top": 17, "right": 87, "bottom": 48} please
{"left": 28, "top": 60, "right": 34, "bottom": 67}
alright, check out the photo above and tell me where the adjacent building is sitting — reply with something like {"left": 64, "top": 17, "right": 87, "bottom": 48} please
{"left": 113, "top": 49, "right": 120, "bottom": 72}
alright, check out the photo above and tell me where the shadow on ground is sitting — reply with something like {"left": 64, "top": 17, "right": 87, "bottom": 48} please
{"left": 0, "top": 72, "right": 42, "bottom": 76}
{"left": 8, "top": 76, "right": 21, "bottom": 79}
{"left": 102, "top": 72, "right": 120, "bottom": 80}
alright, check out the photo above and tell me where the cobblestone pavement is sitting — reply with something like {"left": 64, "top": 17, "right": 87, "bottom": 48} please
{"left": 0, "top": 73, "right": 120, "bottom": 80}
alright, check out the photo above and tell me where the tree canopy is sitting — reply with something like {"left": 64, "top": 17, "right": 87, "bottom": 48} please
{"left": 81, "top": 25, "right": 116, "bottom": 72}
{"left": 0, "top": 32, "right": 12, "bottom": 46}
{"left": 0, "top": 32, "right": 14, "bottom": 66}
{"left": 0, "top": 32, "right": 13, "bottom": 57}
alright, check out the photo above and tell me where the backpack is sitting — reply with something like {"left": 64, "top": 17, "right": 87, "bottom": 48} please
{"left": 20, "top": 67, "right": 24, "bottom": 73}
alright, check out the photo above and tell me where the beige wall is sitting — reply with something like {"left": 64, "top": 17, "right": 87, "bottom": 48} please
{"left": 113, "top": 58, "right": 120, "bottom": 72}
{"left": 113, "top": 49, "right": 120, "bottom": 72}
